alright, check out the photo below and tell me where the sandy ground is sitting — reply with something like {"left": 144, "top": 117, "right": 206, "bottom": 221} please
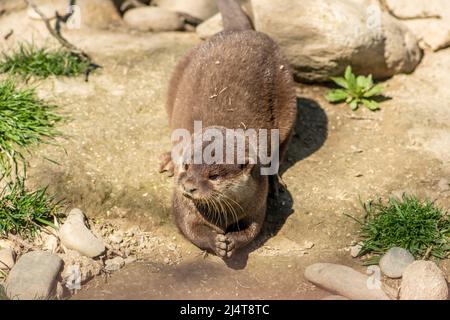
{"left": 1, "top": 10, "right": 449, "bottom": 299}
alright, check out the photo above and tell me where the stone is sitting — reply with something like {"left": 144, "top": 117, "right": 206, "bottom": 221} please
{"left": 42, "top": 233, "right": 59, "bottom": 253}
{"left": 350, "top": 244, "right": 362, "bottom": 258}
{"left": 6, "top": 251, "right": 63, "bottom": 300}
{"left": 153, "top": 0, "right": 218, "bottom": 21}
{"left": 59, "top": 250, "right": 103, "bottom": 285}
{"left": 28, "top": 0, "right": 121, "bottom": 29}
{"left": 123, "top": 7, "right": 184, "bottom": 32}
{"left": 59, "top": 208, "right": 105, "bottom": 258}
{"left": 400, "top": 261, "right": 448, "bottom": 300}
{"left": 0, "top": 248, "right": 15, "bottom": 270}
{"left": 379, "top": 247, "right": 415, "bottom": 278}
{"left": 322, "top": 295, "right": 350, "bottom": 300}
{"left": 198, "top": 0, "right": 422, "bottom": 82}
{"left": 0, "top": 0, "right": 27, "bottom": 14}
{"left": 105, "top": 257, "right": 125, "bottom": 272}
{"left": 305, "top": 263, "right": 396, "bottom": 300}
{"left": 385, "top": 0, "right": 450, "bottom": 51}
{"left": 108, "top": 233, "right": 124, "bottom": 244}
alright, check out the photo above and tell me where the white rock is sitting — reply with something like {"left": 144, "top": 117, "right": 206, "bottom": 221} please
{"left": 305, "top": 263, "right": 396, "bottom": 300}
{"left": 153, "top": 0, "right": 218, "bottom": 20}
{"left": 379, "top": 247, "right": 415, "bottom": 278}
{"left": 124, "top": 7, "right": 184, "bottom": 32}
{"left": 198, "top": 0, "right": 422, "bottom": 82}
{"left": 400, "top": 261, "right": 448, "bottom": 300}
{"left": 59, "top": 208, "right": 105, "bottom": 258}
{"left": 0, "top": 248, "right": 15, "bottom": 270}
{"left": 350, "top": 244, "right": 363, "bottom": 258}
{"left": 105, "top": 257, "right": 125, "bottom": 272}
{"left": 6, "top": 251, "right": 63, "bottom": 300}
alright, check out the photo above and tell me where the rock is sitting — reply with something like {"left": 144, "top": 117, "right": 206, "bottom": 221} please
{"left": 42, "top": 233, "right": 59, "bottom": 253}
{"left": 123, "top": 7, "right": 184, "bottom": 32}
{"left": 108, "top": 233, "right": 124, "bottom": 244}
{"left": 385, "top": 0, "right": 450, "bottom": 51}
{"left": 0, "top": 248, "right": 15, "bottom": 270}
{"left": 6, "top": 251, "right": 63, "bottom": 300}
{"left": 59, "top": 250, "right": 103, "bottom": 285}
{"left": 59, "top": 208, "right": 105, "bottom": 258}
{"left": 153, "top": 0, "right": 218, "bottom": 21}
{"left": 438, "top": 178, "right": 450, "bottom": 192}
{"left": 105, "top": 257, "right": 125, "bottom": 272}
{"left": 28, "top": 0, "right": 121, "bottom": 29}
{"left": 379, "top": 247, "right": 415, "bottom": 278}
{"left": 305, "top": 263, "right": 396, "bottom": 300}
{"left": 322, "top": 295, "right": 350, "bottom": 300}
{"left": 350, "top": 244, "right": 363, "bottom": 258}
{"left": 198, "top": 0, "right": 422, "bottom": 82}
{"left": 400, "top": 261, "right": 448, "bottom": 300}
{"left": 124, "top": 256, "right": 137, "bottom": 265}
{"left": 0, "top": 0, "right": 27, "bottom": 14}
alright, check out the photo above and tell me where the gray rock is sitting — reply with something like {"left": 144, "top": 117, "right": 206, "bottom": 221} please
{"left": 305, "top": 263, "right": 396, "bottom": 300}
{"left": 59, "top": 208, "right": 105, "bottom": 258}
{"left": 6, "top": 251, "right": 63, "bottom": 300}
{"left": 0, "top": 248, "right": 15, "bottom": 270}
{"left": 124, "top": 7, "right": 184, "bottom": 32}
{"left": 400, "top": 261, "right": 448, "bottom": 300}
{"left": 153, "top": 0, "right": 218, "bottom": 20}
{"left": 379, "top": 247, "right": 415, "bottom": 278}
{"left": 105, "top": 257, "right": 125, "bottom": 272}
{"left": 198, "top": 0, "right": 422, "bottom": 82}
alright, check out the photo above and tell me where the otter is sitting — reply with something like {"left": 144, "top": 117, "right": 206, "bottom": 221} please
{"left": 160, "top": 0, "right": 297, "bottom": 258}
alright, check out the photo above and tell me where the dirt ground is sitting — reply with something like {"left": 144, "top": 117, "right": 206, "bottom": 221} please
{"left": 1, "top": 10, "right": 449, "bottom": 299}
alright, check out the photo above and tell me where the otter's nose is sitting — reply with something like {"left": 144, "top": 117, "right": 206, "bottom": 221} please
{"left": 182, "top": 182, "right": 197, "bottom": 194}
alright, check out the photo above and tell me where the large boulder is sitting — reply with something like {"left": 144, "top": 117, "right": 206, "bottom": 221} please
{"left": 197, "top": 0, "right": 422, "bottom": 82}
{"left": 153, "top": 0, "right": 218, "bottom": 21}
{"left": 384, "top": 0, "right": 450, "bottom": 51}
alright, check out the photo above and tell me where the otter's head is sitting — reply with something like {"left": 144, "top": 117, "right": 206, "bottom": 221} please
{"left": 174, "top": 126, "right": 260, "bottom": 210}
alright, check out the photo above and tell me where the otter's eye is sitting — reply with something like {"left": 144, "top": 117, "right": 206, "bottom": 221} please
{"left": 183, "top": 163, "right": 189, "bottom": 171}
{"left": 209, "top": 174, "right": 220, "bottom": 181}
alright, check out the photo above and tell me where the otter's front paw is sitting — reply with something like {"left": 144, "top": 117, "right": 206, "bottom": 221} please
{"left": 215, "top": 234, "right": 235, "bottom": 258}
{"left": 159, "top": 151, "right": 174, "bottom": 177}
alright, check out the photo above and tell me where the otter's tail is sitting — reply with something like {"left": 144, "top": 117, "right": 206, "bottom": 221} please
{"left": 216, "top": 0, "right": 253, "bottom": 31}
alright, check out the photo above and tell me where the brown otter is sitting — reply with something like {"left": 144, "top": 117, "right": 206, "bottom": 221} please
{"left": 160, "top": 0, "right": 297, "bottom": 258}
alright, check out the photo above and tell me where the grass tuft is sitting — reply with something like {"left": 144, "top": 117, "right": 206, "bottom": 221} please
{"left": 350, "top": 195, "right": 450, "bottom": 263}
{"left": 0, "top": 178, "right": 61, "bottom": 238}
{"left": 0, "top": 43, "right": 90, "bottom": 79}
{"left": 0, "top": 79, "right": 63, "bottom": 178}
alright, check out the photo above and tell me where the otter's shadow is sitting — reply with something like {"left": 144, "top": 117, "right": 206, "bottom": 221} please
{"left": 224, "top": 98, "right": 328, "bottom": 270}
